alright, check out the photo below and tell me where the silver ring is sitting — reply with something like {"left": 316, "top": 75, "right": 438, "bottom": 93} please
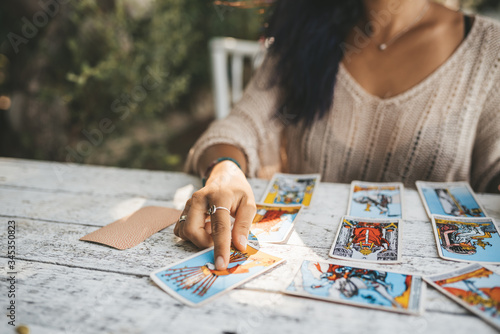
{"left": 207, "top": 205, "right": 230, "bottom": 215}
{"left": 178, "top": 215, "right": 187, "bottom": 223}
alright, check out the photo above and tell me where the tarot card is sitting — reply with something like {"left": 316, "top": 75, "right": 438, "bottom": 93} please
{"left": 261, "top": 173, "right": 321, "bottom": 206}
{"left": 284, "top": 260, "right": 425, "bottom": 315}
{"left": 416, "top": 181, "right": 487, "bottom": 218}
{"left": 329, "top": 216, "right": 402, "bottom": 264}
{"left": 348, "top": 181, "right": 404, "bottom": 218}
{"left": 248, "top": 231, "right": 260, "bottom": 249}
{"left": 151, "top": 245, "right": 284, "bottom": 307}
{"left": 431, "top": 215, "right": 500, "bottom": 264}
{"left": 425, "top": 264, "right": 500, "bottom": 330}
{"left": 250, "top": 204, "right": 302, "bottom": 244}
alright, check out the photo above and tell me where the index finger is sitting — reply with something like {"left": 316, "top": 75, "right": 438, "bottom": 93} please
{"left": 231, "top": 200, "right": 256, "bottom": 252}
{"left": 210, "top": 204, "right": 233, "bottom": 271}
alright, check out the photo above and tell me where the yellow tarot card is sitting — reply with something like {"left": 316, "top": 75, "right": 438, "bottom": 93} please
{"left": 262, "top": 173, "right": 320, "bottom": 207}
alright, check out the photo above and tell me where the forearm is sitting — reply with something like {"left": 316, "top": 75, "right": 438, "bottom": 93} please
{"left": 197, "top": 144, "right": 248, "bottom": 177}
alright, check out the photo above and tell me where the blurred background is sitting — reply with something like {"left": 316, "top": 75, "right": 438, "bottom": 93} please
{"left": 0, "top": 0, "right": 499, "bottom": 172}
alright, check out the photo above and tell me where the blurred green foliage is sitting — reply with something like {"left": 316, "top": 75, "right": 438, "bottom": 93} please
{"left": 0, "top": 0, "right": 264, "bottom": 169}
{"left": 64, "top": 0, "right": 263, "bottom": 130}
{"left": 66, "top": 0, "right": 191, "bottom": 123}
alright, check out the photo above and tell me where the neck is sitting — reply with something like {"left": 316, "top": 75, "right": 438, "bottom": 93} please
{"left": 361, "top": 0, "right": 429, "bottom": 39}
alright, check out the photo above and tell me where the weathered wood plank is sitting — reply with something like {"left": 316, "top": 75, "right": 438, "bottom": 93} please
{"left": 1, "top": 260, "right": 497, "bottom": 334}
{"left": 1, "top": 158, "right": 497, "bottom": 222}
{"left": 1, "top": 217, "right": 499, "bottom": 315}
{"left": 0, "top": 187, "right": 177, "bottom": 226}
{"left": 2, "top": 158, "right": 500, "bottom": 334}
{"left": 0, "top": 217, "right": 465, "bottom": 276}
{"left": 1, "top": 185, "right": 499, "bottom": 260}
{"left": 0, "top": 157, "right": 201, "bottom": 200}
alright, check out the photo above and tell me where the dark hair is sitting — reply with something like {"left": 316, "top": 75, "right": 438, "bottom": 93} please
{"left": 265, "top": 0, "right": 363, "bottom": 125}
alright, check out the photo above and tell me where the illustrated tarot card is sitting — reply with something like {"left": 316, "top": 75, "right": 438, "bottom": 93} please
{"left": 329, "top": 216, "right": 402, "bottom": 264}
{"left": 416, "top": 181, "right": 487, "bottom": 218}
{"left": 431, "top": 215, "right": 500, "bottom": 264}
{"left": 151, "top": 245, "right": 284, "bottom": 307}
{"left": 250, "top": 204, "right": 302, "bottom": 244}
{"left": 348, "top": 181, "right": 404, "bottom": 218}
{"left": 425, "top": 264, "right": 500, "bottom": 330}
{"left": 284, "top": 260, "right": 425, "bottom": 315}
{"left": 261, "top": 173, "right": 321, "bottom": 206}
{"left": 248, "top": 231, "right": 260, "bottom": 249}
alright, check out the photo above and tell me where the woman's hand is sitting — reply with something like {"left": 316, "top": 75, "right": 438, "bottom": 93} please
{"left": 174, "top": 160, "right": 256, "bottom": 270}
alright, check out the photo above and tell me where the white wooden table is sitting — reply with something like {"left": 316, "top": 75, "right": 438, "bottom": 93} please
{"left": 1, "top": 158, "right": 499, "bottom": 334}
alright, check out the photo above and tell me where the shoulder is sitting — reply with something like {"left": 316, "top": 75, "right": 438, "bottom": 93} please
{"left": 466, "top": 16, "right": 500, "bottom": 92}
{"left": 470, "top": 15, "right": 500, "bottom": 55}
{"left": 474, "top": 14, "right": 500, "bottom": 30}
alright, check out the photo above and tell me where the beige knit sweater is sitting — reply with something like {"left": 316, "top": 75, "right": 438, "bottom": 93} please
{"left": 186, "top": 15, "right": 500, "bottom": 192}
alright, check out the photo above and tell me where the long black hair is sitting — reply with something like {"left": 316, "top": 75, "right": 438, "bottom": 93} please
{"left": 264, "top": 0, "right": 363, "bottom": 125}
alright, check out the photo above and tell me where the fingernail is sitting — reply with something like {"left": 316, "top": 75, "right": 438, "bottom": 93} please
{"left": 239, "top": 235, "right": 247, "bottom": 250}
{"left": 215, "top": 256, "right": 225, "bottom": 270}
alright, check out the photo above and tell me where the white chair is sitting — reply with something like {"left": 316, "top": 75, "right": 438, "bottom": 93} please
{"left": 209, "top": 37, "right": 265, "bottom": 119}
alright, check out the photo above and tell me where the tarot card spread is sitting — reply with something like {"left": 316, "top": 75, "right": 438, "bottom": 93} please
{"left": 416, "top": 181, "right": 487, "bottom": 218}
{"left": 250, "top": 204, "right": 302, "bottom": 243}
{"left": 425, "top": 264, "right": 500, "bottom": 329}
{"left": 285, "top": 260, "right": 424, "bottom": 315}
{"left": 262, "top": 173, "right": 320, "bottom": 206}
{"left": 431, "top": 216, "right": 500, "bottom": 264}
{"left": 151, "top": 245, "right": 284, "bottom": 307}
{"left": 348, "top": 181, "right": 404, "bottom": 219}
{"left": 329, "top": 216, "right": 401, "bottom": 264}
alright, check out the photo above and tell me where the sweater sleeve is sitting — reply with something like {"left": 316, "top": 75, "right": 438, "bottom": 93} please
{"left": 471, "top": 62, "right": 500, "bottom": 193}
{"left": 184, "top": 57, "right": 284, "bottom": 178}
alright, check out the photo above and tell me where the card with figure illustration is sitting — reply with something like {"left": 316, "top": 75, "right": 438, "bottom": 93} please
{"left": 329, "top": 216, "right": 402, "bottom": 264}
{"left": 151, "top": 245, "right": 284, "bottom": 307}
{"left": 261, "top": 173, "right": 320, "bottom": 206}
{"left": 431, "top": 215, "right": 500, "bottom": 264}
{"left": 250, "top": 204, "right": 302, "bottom": 244}
{"left": 284, "top": 260, "right": 424, "bottom": 315}
{"left": 425, "top": 264, "right": 500, "bottom": 330}
{"left": 348, "top": 181, "right": 404, "bottom": 218}
{"left": 416, "top": 181, "right": 487, "bottom": 218}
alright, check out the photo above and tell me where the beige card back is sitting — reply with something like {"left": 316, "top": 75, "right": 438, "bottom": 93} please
{"left": 80, "top": 206, "right": 181, "bottom": 250}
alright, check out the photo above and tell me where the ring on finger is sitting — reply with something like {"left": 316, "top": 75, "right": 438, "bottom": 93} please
{"left": 206, "top": 205, "right": 230, "bottom": 215}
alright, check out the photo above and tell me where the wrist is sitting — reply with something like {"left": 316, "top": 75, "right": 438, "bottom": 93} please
{"left": 202, "top": 157, "right": 244, "bottom": 186}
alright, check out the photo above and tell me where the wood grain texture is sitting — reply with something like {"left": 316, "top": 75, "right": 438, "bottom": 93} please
{"left": 0, "top": 217, "right": 473, "bottom": 281}
{"left": 0, "top": 158, "right": 201, "bottom": 200}
{"left": 0, "top": 261, "right": 497, "bottom": 334}
{"left": 1, "top": 158, "right": 500, "bottom": 334}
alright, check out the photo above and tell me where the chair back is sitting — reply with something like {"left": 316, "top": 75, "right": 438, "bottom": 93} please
{"left": 209, "top": 37, "right": 264, "bottom": 119}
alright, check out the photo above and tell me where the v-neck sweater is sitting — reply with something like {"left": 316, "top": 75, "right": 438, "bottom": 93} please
{"left": 186, "top": 15, "right": 500, "bottom": 192}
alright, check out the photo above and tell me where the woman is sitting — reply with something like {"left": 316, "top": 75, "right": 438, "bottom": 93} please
{"left": 174, "top": 0, "right": 500, "bottom": 270}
